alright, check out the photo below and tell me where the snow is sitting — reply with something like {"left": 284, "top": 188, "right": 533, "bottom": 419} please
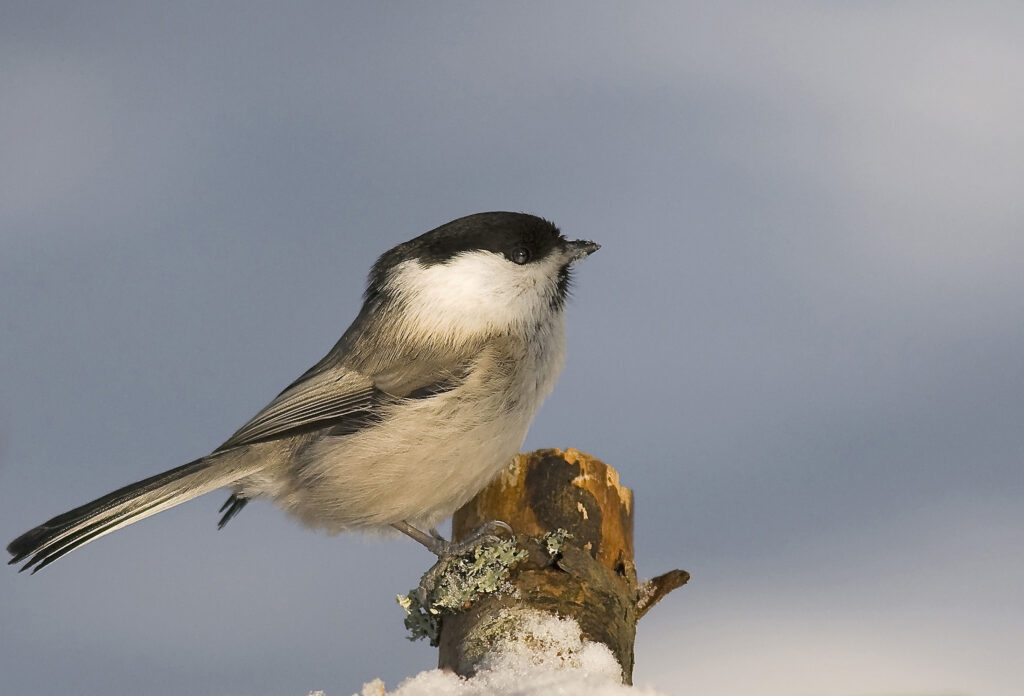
{"left": 340, "top": 611, "right": 668, "bottom": 696}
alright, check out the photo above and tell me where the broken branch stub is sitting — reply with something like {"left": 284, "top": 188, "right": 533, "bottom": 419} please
{"left": 436, "top": 448, "right": 687, "bottom": 684}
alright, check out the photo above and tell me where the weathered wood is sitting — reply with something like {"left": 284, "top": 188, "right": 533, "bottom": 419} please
{"left": 436, "top": 448, "right": 686, "bottom": 684}
{"left": 637, "top": 569, "right": 690, "bottom": 619}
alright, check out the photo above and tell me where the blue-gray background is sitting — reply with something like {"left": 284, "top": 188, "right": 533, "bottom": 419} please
{"left": 2, "top": 3, "right": 1022, "bottom": 695}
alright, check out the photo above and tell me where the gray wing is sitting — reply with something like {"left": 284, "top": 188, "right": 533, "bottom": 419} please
{"left": 214, "top": 344, "right": 478, "bottom": 453}
{"left": 215, "top": 366, "right": 381, "bottom": 451}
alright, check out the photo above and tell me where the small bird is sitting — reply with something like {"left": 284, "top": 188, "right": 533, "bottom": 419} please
{"left": 8, "top": 212, "right": 599, "bottom": 573}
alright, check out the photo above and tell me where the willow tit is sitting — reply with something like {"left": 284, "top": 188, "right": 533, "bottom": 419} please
{"left": 8, "top": 212, "right": 599, "bottom": 572}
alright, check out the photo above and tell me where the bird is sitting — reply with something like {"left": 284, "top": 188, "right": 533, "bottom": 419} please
{"left": 8, "top": 212, "right": 599, "bottom": 573}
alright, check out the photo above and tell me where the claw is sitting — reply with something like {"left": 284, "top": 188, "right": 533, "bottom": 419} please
{"left": 392, "top": 519, "right": 515, "bottom": 557}
{"left": 438, "top": 520, "right": 515, "bottom": 556}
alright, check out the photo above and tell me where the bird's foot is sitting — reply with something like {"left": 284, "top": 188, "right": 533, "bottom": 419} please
{"left": 391, "top": 519, "right": 514, "bottom": 557}
{"left": 431, "top": 520, "right": 515, "bottom": 557}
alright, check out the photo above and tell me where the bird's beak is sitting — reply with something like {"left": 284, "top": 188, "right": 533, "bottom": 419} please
{"left": 565, "top": 239, "right": 601, "bottom": 263}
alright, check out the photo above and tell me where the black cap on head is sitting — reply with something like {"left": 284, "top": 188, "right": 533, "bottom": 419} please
{"left": 367, "top": 212, "right": 561, "bottom": 291}
{"left": 396, "top": 212, "right": 563, "bottom": 265}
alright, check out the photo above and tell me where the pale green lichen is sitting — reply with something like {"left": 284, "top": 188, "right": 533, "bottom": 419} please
{"left": 543, "top": 528, "right": 574, "bottom": 560}
{"left": 397, "top": 537, "right": 527, "bottom": 645}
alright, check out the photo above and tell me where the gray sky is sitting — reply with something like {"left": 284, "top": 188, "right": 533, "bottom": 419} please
{"left": 2, "top": 3, "right": 1022, "bottom": 695}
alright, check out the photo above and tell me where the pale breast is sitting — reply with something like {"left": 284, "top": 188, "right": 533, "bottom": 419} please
{"left": 277, "top": 317, "right": 567, "bottom": 532}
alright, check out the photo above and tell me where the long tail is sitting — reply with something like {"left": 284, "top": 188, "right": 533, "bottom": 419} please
{"left": 7, "top": 450, "right": 261, "bottom": 573}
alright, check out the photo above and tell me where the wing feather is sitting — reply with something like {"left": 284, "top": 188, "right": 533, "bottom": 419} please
{"left": 214, "top": 342, "right": 480, "bottom": 452}
{"left": 216, "top": 368, "right": 380, "bottom": 451}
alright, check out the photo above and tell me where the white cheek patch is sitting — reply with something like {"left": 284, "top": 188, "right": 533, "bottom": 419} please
{"left": 387, "top": 252, "right": 562, "bottom": 338}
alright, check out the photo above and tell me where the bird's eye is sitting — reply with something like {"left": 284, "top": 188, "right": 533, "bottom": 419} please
{"left": 510, "top": 247, "right": 531, "bottom": 265}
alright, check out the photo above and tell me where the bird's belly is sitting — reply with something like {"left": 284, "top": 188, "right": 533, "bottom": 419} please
{"left": 273, "top": 394, "right": 537, "bottom": 533}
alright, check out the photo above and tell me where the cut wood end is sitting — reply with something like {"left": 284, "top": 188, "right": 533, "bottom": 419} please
{"left": 563, "top": 448, "right": 634, "bottom": 515}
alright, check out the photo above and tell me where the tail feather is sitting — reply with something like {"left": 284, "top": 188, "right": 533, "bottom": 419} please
{"left": 15, "top": 487, "right": 197, "bottom": 573}
{"left": 7, "top": 451, "right": 260, "bottom": 573}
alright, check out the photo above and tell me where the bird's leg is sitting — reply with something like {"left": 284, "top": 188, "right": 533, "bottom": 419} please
{"left": 392, "top": 520, "right": 515, "bottom": 557}
{"left": 392, "top": 521, "right": 446, "bottom": 555}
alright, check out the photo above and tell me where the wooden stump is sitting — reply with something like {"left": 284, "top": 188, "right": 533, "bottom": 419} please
{"left": 436, "top": 448, "right": 687, "bottom": 684}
